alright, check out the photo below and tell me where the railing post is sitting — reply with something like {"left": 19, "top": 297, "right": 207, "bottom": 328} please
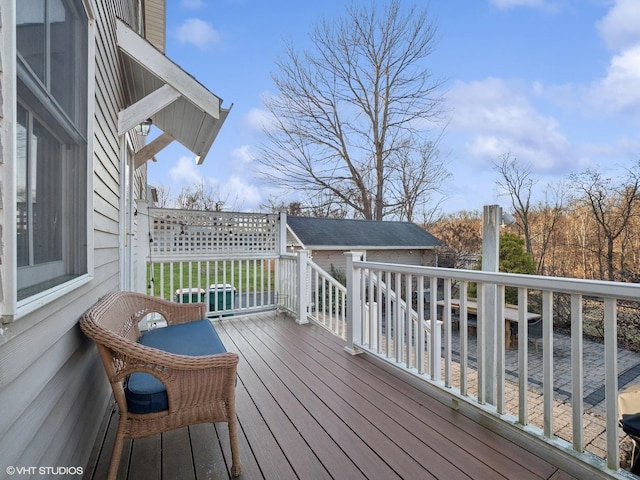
{"left": 275, "top": 211, "right": 287, "bottom": 310}
{"left": 136, "top": 199, "right": 150, "bottom": 295}
{"left": 345, "top": 251, "right": 363, "bottom": 355}
{"left": 482, "top": 205, "right": 500, "bottom": 406}
{"left": 278, "top": 211, "right": 287, "bottom": 256}
{"left": 296, "top": 250, "right": 309, "bottom": 324}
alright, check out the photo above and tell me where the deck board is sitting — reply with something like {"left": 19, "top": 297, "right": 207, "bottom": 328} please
{"left": 224, "top": 341, "right": 336, "bottom": 479}
{"left": 271, "top": 314, "right": 558, "bottom": 479}
{"left": 189, "top": 423, "right": 228, "bottom": 478}
{"left": 223, "top": 316, "right": 407, "bottom": 479}
{"left": 85, "top": 311, "right": 585, "bottom": 480}
{"left": 255, "top": 316, "right": 504, "bottom": 478}
{"left": 227, "top": 315, "right": 450, "bottom": 479}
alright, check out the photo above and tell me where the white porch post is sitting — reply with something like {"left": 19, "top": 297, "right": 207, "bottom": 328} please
{"left": 481, "top": 205, "right": 500, "bottom": 405}
{"left": 135, "top": 199, "right": 150, "bottom": 294}
{"left": 275, "top": 211, "right": 287, "bottom": 309}
{"left": 296, "top": 250, "right": 309, "bottom": 325}
{"left": 345, "top": 251, "right": 364, "bottom": 355}
{"left": 278, "top": 211, "right": 287, "bottom": 256}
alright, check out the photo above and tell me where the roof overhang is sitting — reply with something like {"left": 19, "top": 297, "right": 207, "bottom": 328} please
{"left": 286, "top": 224, "right": 306, "bottom": 249}
{"left": 116, "top": 19, "right": 231, "bottom": 167}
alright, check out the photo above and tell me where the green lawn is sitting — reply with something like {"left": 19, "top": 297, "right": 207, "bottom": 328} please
{"left": 148, "top": 260, "right": 276, "bottom": 300}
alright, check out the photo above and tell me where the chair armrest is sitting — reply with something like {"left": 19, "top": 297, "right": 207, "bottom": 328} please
{"left": 139, "top": 294, "right": 206, "bottom": 326}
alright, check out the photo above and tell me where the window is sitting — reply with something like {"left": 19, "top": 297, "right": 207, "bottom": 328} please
{"left": 16, "top": 0, "right": 88, "bottom": 300}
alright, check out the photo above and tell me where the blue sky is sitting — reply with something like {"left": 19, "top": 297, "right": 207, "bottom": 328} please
{"left": 148, "top": 0, "right": 640, "bottom": 215}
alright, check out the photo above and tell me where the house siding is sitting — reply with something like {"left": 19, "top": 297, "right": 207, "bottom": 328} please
{"left": 0, "top": 0, "right": 144, "bottom": 473}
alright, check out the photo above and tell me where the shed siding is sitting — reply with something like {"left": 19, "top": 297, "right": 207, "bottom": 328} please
{"left": 0, "top": 0, "right": 143, "bottom": 472}
{"left": 309, "top": 248, "right": 437, "bottom": 274}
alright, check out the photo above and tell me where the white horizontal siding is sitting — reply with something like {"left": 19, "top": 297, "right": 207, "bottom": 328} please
{"left": 309, "top": 248, "right": 437, "bottom": 274}
{"left": 0, "top": 0, "right": 140, "bottom": 473}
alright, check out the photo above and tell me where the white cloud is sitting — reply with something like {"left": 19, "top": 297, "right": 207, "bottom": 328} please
{"left": 580, "top": 1, "right": 640, "bottom": 114}
{"left": 448, "top": 78, "right": 570, "bottom": 171}
{"left": 176, "top": 18, "right": 221, "bottom": 50}
{"left": 245, "top": 107, "right": 276, "bottom": 133}
{"left": 231, "top": 145, "right": 255, "bottom": 164}
{"left": 588, "top": 45, "right": 640, "bottom": 113}
{"left": 596, "top": 0, "right": 640, "bottom": 51}
{"left": 222, "top": 176, "right": 262, "bottom": 211}
{"left": 169, "top": 156, "right": 202, "bottom": 185}
{"left": 166, "top": 155, "right": 264, "bottom": 211}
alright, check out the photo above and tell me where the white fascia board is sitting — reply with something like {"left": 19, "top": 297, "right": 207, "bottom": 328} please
{"left": 115, "top": 19, "right": 221, "bottom": 117}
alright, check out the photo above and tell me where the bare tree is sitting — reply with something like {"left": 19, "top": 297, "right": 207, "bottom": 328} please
{"left": 261, "top": 192, "right": 350, "bottom": 218}
{"left": 494, "top": 153, "right": 536, "bottom": 255}
{"left": 152, "top": 184, "right": 173, "bottom": 208}
{"left": 390, "top": 133, "right": 450, "bottom": 222}
{"left": 532, "top": 181, "right": 566, "bottom": 275}
{"left": 431, "top": 210, "right": 482, "bottom": 269}
{"left": 259, "top": 0, "right": 446, "bottom": 220}
{"left": 175, "top": 180, "right": 227, "bottom": 212}
{"left": 569, "top": 162, "right": 640, "bottom": 281}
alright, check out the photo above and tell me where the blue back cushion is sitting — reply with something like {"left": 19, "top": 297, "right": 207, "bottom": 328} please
{"left": 125, "top": 319, "right": 226, "bottom": 414}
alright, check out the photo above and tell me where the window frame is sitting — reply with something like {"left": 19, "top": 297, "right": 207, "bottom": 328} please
{"left": 1, "top": 0, "right": 95, "bottom": 321}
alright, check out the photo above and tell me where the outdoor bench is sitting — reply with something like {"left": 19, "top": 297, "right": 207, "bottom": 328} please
{"left": 80, "top": 291, "right": 241, "bottom": 479}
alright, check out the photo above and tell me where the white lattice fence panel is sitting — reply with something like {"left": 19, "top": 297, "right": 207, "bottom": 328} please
{"left": 149, "top": 209, "right": 280, "bottom": 259}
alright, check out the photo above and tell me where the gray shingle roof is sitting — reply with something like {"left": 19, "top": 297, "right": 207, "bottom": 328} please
{"left": 287, "top": 216, "right": 440, "bottom": 249}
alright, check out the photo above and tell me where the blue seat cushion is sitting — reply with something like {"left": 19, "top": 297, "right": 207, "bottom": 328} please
{"left": 125, "top": 319, "right": 226, "bottom": 414}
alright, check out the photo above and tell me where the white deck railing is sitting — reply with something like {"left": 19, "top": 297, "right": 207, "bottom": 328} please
{"left": 345, "top": 252, "right": 640, "bottom": 476}
{"left": 302, "top": 251, "right": 348, "bottom": 336}
{"left": 145, "top": 209, "right": 640, "bottom": 477}
{"left": 147, "top": 209, "right": 284, "bottom": 317}
{"left": 147, "top": 256, "right": 279, "bottom": 317}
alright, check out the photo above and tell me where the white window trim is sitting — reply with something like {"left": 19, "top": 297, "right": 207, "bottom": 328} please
{"left": 1, "top": 0, "right": 96, "bottom": 323}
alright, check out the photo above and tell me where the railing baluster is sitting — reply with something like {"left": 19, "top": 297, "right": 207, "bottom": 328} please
{"left": 395, "top": 272, "right": 402, "bottom": 364}
{"left": 405, "top": 274, "right": 412, "bottom": 368}
{"left": 543, "top": 290, "right": 554, "bottom": 438}
{"left": 385, "top": 272, "right": 392, "bottom": 358}
{"left": 497, "top": 285, "right": 506, "bottom": 414}
{"left": 477, "top": 283, "right": 485, "bottom": 404}
{"left": 571, "top": 293, "right": 584, "bottom": 452}
{"left": 323, "top": 274, "right": 328, "bottom": 327}
{"left": 417, "top": 275, "right": 425, "bottom": 375}
{"left": 604, "top": 297, "right": 618, "bottom": 470}
{"left": 429, "top": 276, "right": 439, "bottom": 381}
{"left": 518, "top": 287, "right": 529, "bottom": 425}
{"left": 238, "top": 258, "right": 244, "bottom": 310}
{"left": 443, "top": 278, "right": 452, "bottom": 388}
{"left": 370, "top": 271, "right": 377, "bottom": 349}
{"left": 253, "top": 258, "right": 258, "bottom": 311}
{"left": 159, "top": 261, "right": 165, "bottom": 300}
{"left": 362, "top": 268, "right": 369, "bottom": 346}
{"left": 230, "top": 260, "right": 235, "bottom": 310}
{"left": 376, "top": 269, "right": 383, "bottom": 354}
{"left": 460, "top": 281, "right": 468, "bottom": 396}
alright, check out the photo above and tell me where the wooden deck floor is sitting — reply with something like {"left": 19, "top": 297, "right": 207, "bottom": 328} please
{"left": 84, "top": 311, "right": 596, "bottom": 480}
